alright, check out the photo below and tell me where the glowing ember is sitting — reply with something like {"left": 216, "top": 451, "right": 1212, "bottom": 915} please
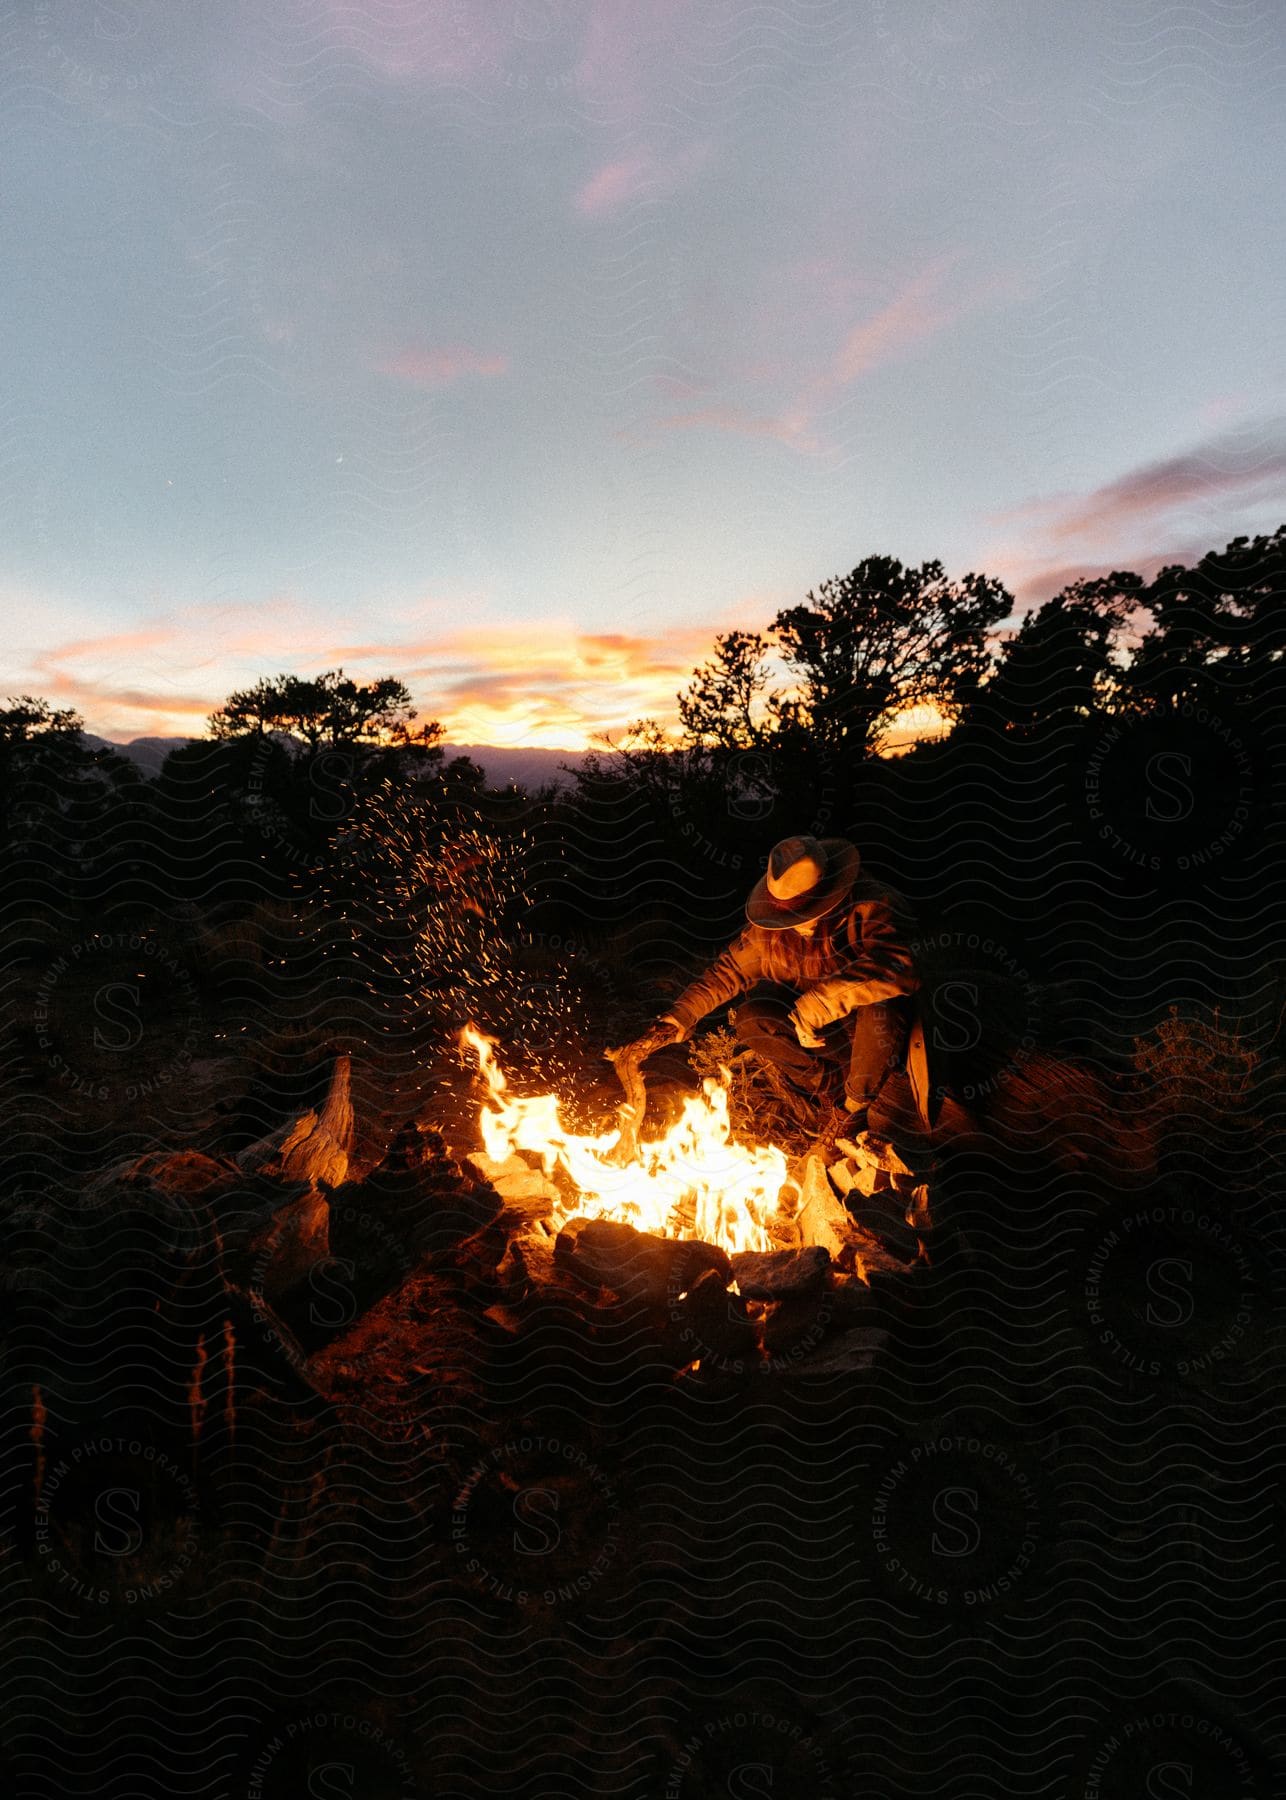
{"left": 461, "top": 1024, "right": 789, "bottom": 1256}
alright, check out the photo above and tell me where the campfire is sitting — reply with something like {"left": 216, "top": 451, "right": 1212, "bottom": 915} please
{"left": 446, "top": 1022, "right": 939, "bottom": 1378}
{"left": 461, "top": 1024, "right": 790, "bottom": 1257}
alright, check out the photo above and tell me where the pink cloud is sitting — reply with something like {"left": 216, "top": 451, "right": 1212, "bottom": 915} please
{"left": 575, "top": 155, "right": 653, "bottom": 216}
{"left": 647, "top": 258, "right": 983, "bottom": 453}
{"left": 830, "top": 260, "right": 962, "bottom": 386}
{"left": 374, "top": 346, "right": 509, "bottom": 387}
{"left": 990, "top": 424, "right": 1286, "bottom": 559}
{"left": 977, "top": 425, "right": 1286, "bottom": 605}
{"left": 979, "top": 549, "right": 1193, "bottom": 610}
{"left": 574, "top": 139, "right": 711, "bottom": 218}
{"left": 1045, "top": 435, "right": 1286, "bottom": 544}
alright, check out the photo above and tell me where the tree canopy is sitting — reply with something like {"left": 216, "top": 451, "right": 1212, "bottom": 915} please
{"left": 979, "top": 572, "right": 1143, "bottom": 732}
{"left": 208, "top": 668, "right": 443, "bottom": 755}
{"left": 772, "top": 555, "right": 1012, "bottom": 757}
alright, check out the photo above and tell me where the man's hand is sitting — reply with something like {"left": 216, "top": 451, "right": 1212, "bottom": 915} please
{"left": 791, "top": 988, "right": 834, "bottom": 1049}
{"left": 790, "top": 1011, "right": 826, "bottom": 1050}
{"left": 609, "top": 1017, "right": 682, "bottom": 1066}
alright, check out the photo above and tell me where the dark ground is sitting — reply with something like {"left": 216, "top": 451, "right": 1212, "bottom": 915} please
{"left": 4, "top": 719, "right": 1286, "bottom": 1796}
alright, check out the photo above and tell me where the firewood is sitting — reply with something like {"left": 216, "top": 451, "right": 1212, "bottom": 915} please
{"left": 235, "top": 1053, "right": 354, "bottom": 1189}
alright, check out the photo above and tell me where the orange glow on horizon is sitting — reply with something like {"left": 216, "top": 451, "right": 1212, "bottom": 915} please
{"left": 67, "top": 694, "right": 952, "bottom": 759}
{"left": 23, "top": 606, "right": 953, "bottom": 758}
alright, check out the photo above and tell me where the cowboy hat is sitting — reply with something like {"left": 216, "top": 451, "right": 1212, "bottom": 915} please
{"left": 745, "top": 834, "right": 861, "bottom": 929}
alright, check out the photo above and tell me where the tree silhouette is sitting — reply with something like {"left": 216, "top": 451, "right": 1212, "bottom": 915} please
{"left": 1124, "top": 527, "right": 1286, "bottom": 712}
{"left": 773, "top": 555, "right": 1012, "bottom": 759}
{"left": 0, "top": 695, "right": 137, "bottom": 853}
{"left": 677, "top": 630, "right": 778, "bottom": 752}
{"left": 981, "top": 572, "right": 1143, "bottom": 732}
{"left": 208, "top": 668, "right": 442, "bottom": 755}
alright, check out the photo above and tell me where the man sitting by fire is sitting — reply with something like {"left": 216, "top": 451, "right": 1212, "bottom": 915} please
{"left": 622, "top": 834, "right": 919, "bottom": 1137}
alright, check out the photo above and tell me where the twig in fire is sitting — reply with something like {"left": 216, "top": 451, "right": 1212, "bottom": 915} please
{"left": 685, "top": 1026, "right": 814, "bottom": 1158}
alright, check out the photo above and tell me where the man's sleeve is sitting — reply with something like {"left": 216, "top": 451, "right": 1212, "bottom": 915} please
{"left": 798, "top": 896, "right": 919, "bottom": 1026}
{"left": 666, "top": 928, "right": 764, "bottom": 1036}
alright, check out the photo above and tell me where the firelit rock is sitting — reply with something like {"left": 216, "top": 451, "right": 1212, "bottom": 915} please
{"left": 761, "top": 1287, "right": 833, "bottom": 1358}
{"left": 845, "top": 1192, "right": 920, "bottom": 1261}
{"left": 466, "top": 1152, "right": 560, "bottom": 1212}
{"left": 677, "top": 1267, "right": 758, "bottom": 1369}
{"left": 554, "top": 1218, "right": 731, "bottom": 1307}
{"left": 333, "top": 1121, "right": 501, "bottom": 1263}
{"left": 730, "top": 1245, "right": 831, "bottom": 1300}
{"left": 791, "top": 1326, "right": 888, "bottom": 1376}
{"left": 792, "top": 1155, "right": 857, "bottom": 1258}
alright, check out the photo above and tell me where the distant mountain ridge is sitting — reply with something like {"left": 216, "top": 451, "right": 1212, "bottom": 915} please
{"left": 83, "top": 735, "right": 590, "bottom": 789}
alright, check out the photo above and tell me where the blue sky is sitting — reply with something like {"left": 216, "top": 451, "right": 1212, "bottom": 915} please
{"left": 4, "top": 0, "right": 1283, "bottom": 744}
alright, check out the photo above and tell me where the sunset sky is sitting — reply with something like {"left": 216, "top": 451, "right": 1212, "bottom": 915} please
{"left": 5, "top": 1, "right": 1283, "bottom": 747}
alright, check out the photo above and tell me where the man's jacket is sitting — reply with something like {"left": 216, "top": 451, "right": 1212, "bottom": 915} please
{"left": 667, "top": 876, "right": 919, "bottom": 1038}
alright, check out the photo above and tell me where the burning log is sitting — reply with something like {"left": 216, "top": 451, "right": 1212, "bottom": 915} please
{"left": 448, "top": 1027, "right": 928, "bottom": 1382}
{"left": 460, "top": 1025, "right": 789, "bottom": 1256}
{"left": 555, "top": 1217, "right": 730, "bottom": 1307}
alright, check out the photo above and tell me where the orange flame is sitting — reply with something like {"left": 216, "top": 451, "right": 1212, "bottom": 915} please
{"left": 460, "top": 1024, "right": 788, "bottom": 1256}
